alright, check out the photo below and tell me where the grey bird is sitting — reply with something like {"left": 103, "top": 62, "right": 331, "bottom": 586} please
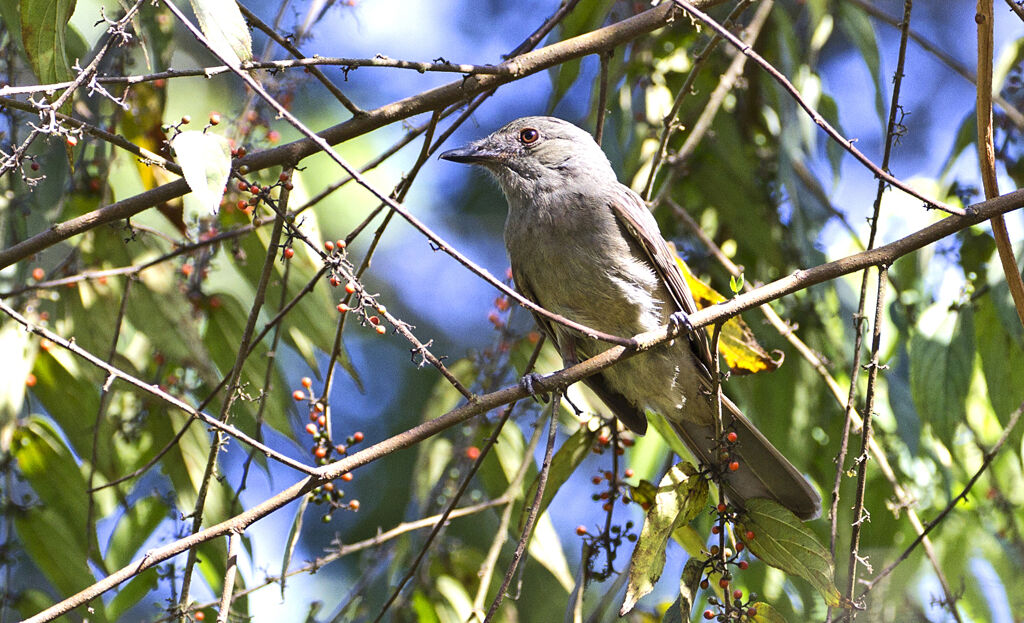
{"left": 440, "top": 116, "right": 820, "bottom": 520}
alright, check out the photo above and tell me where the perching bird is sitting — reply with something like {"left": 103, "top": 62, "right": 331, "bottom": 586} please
{"left": 440, "top": 116, "right": 820, "bottom": 520}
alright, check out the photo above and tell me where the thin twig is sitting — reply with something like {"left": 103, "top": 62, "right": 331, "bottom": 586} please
{"left": 670, "top": 0, "right": 963, "bottom": 216}
{"left": 483, "top": 391, "right": 561, "bottom": 622}
{"left": 842, "top": 266, "right": 887, "bottom": 619}
{"left": 215, "top": 532, "right": 240, "bottom": 623}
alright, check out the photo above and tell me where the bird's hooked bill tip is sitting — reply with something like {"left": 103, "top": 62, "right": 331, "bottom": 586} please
{"left": 438, "top": 145, "right": 499, "bottom": 164}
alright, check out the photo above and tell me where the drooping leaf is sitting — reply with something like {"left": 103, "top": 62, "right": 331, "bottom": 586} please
{"left": 661, "top": 557, "right": 704, "bottom": 622}
{"left": 672, "top": 250, "right": 780, "bottom": 375}
{"left": 620, "top": 461, "right": 708, "bottom": 615}
{"left": 105, "top": 495, "right": 169, "bottom": 570}
{"left": 172, "top": 130, "right": 232, "bottom": 221}
{"left": 909, "top": 303, "right": 974, "bottom": 448}
{"left": 522, "top": 423, "right": 598, "bottom": 527}
{"left": 281, "top": 495, "right": 310, "bottom": 598}
{"left": 188, "top": 0, "right": 253, "bottom": 68}
{"left": 20, "top": 0, "right": 76, "bottom": 113}
{"left": 736, "top": 498, "right": 840, "bottom": 607}
{"left": 749, "top": 601, "right": 789, "bottom": 623}
{"left": 527, "top": 512, "right": 574, "bottom": 592}
{"left": 976, "top": 294, "right": 1024, "bottom": 429}
{"left": 106, "top": 568, "right": 158, "bottom": 621}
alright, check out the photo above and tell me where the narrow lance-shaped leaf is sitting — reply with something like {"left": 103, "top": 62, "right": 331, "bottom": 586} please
{"left": 171, "top": 130, "right": 232, "bottom": 222}
{"left": 620, "top": 461, "right": 708, "bottom": 615}
{"left": 189, "top": 0, "right": 252, "bottom": 68}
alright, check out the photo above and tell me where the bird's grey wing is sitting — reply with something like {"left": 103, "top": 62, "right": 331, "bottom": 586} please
{"left": 607, "top": 186, "right": 715, "bottom": 375}
{"left": 511, "top": 266, "right": 649, "bottom": 434}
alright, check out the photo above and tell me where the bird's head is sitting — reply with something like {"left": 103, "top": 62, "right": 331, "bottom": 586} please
{"left": 440, "top": 116, "right": 615, "bottom": 201}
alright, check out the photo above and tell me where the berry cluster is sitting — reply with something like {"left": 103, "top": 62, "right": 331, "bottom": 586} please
{"left": 698, "top": 428, "right": 758, "bottom": 620}
{"left": 326, "top": 245, "right": 390, "bottom": 336}
{"left": 292, "top": 376, "right": 364, "bottom": 521}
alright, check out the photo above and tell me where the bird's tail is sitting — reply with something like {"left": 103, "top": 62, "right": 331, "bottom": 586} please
{"left": 670, "top": 396, "right": 821, "bottom": 520}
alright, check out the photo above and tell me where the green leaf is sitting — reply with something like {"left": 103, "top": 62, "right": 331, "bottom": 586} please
{"left": 736, "top": 498, "right": 840, "bottom": 607}
{"left": 189, "top": 0, "right": 252, "bottom": 67}
{"left": 13, "top": 416, "right": 93, "bottom": 557}
{"left": 522, "top": 423, "right": 597, "bottom": 527}
{"left": 527, "top": 512, "right": 574, "bottom": 591}
{"left": 20, "top": 0, "right": 76, "bottom": 111}
{"left": 14, "top": 506, "right": 99, "bottom": 613}
{"left": 749, "top": 601, "right": 789, "bottom": 623}
{"left": 662, "top": 557, "right": 703, "bottom": 622}
{"left": 106, "top": 568, "right": 158, "bottom": 621}
{"left": 281, "top": 495, "right": 310, "bottom": 598}
{"left": 836, "top": 2, "right": 884, "bottom": 124}
{"left": 976, "top": 295, "right": 1024, "bottom": 428}
{"left": 172, "top": 130, "right": 233, "bottom": 221}
{"left": 620, "top": 461, "right": 708, "bottom": 615}
{"left": 105, "top": 496, "right": 169, "bottom": 569}
{"left": 909, "top": 303, "right": 975, "bottom": 448}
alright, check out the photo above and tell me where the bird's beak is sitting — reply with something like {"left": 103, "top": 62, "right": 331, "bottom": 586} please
{"left": 439, "top": 140, "right": 502, "bottom": 164}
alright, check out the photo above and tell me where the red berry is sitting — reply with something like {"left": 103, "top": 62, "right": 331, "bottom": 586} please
{"left": 711, "top": 525, "right": 720, "bottom": 534}
{"left": 729, "top": 461, "right": 740, "bottom": 472}
{"left": 592, "top": 476, "right": 602, "bottom": 485}
{"left": 293, "top": 390, "right": 305, "bottom": 401}
{"left": 465, "top": 446, "right": 481, "bottom": 460}
{"left": 324, "top": 241, "right": 335, "bottom": 251}
{"left": 700, "top": 579, "right": 709, "bottom": 589}
{"left": 733, "top": 589, "right": 742, "bottom": 600}
{"left": 25, "top": 373, "right": 37, "bottom": 387}
{"left": 602, "top": 502, "right": 613, "bottom": 511}
{"left": 352, "top": 431, "right": 364, "bottom": 443}
{"left": 194, "top": 611, "right": 205, "bottom": 621}
{"left": 31, "top": 267, "right": 45, "bottom": 281}
{"left": 305, "top": 423, "right": 318, "bottom": 435}
{"left": 597, "top": 433, "right": 610, "bottom": 446}
{"left": 717, "top": 503, "right": 727, "bottom": 513}
{"left": 726, "top": 431, "right": 738, "bottom": 443}
{"left": 747, "top": 607, "right": 757, "bottom": 617}
{"left": 337, "top": 303, "right": 350, "bottom": 313}
{"left": 703, "top": 610, "right": 714, "bottom": 620}
{"left": 745, "top": 530, "right": 755, "bottom": 540}
{"left": 279, "top": 173, "right": 289, "bottom": 182}
{"left": 576, "top": 525, "right": 587, "bottom": 536}
{"left": 237, "top": 182, "right": 248, "bottom": 192}
{"left": 341, "top": 472, "right": 353, "bottom": 481}
{"left": 719, "top": 578, "right": 729, "bottom": 588}
{"left": 738, "top": 560, "right": 749, "bottom": 570}
{"left": 736, "top": 542, "right": 745, "bottom": 552}
{"left": 330, "top": 276, "right": 341, "bottom": 287}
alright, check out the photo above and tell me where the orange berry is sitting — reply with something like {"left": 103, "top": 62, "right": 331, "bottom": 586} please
{"left": 337, "top": 303, "right": 350, "bottom": 313}
{"left": 283, "top": 248, "right": 294, "bottom": 259}
{"left": 305, "top": 423, "right": 318, "bottom": 435}
{"left": 624, "top": 468, "right": 635, "bottom": 478}
{"left": 329, "top": 276, "right": 340, "bottom": 287}
{"left": 292, "top": 390, "right": 305, "bottom": 401}
{"left": 301, "top": 377, "right": 312, "bottom": 388}
{"left": 195, "top": 611, "right": 205, "bottom": 621}
{"left": 314, "top": 445, "right": 327, "bottom": 458}
{"left": 323, "top": 482, "right": 334, "bottom": 491}
{"left": 66, "top": 135, "right": 78, "bottom": 147}
{"left": 25, "top": 373, "right": 37, "bottom": 387}
{"left": 324, "top": 241, "right": 335, "bottom": 251}
{"left": 31, "top": 267, "right": 45, "bottom": 281}
{"left": 341, "top": 472, "right": 353, "bottom": 481}
{"left": 728, "top": 461, "right": 740, "bottom": 472}
{"left": 352, "top": 431, "right": 364, "bottom": 443}
{"left": 576, "top": 525, "right": 587, "bottom": 536}
{"left": 465, "top": 446, "right": 481, "bottom": 460}
{"left": 40, "top": 338, "right": 53, "bottom": 352}
{"left": 348, "top": 499, "right": 360, "bottom": 510}
{"left": 344, "top": 281, "right": 356, "bottom": 294}
{"left": 745, "top": 530, "right": 755, "bottom": 540}
{"left": 317, "top": 415, "right": 326, "bottom": 427}
{"left": 727, "top": 431, "right": 738, "bottom": 443}
{"left": 374, "top": 325, "right": 386, "bottom": 334}
{"left": 209, "top": 112, "right": 221, "bottom": 125}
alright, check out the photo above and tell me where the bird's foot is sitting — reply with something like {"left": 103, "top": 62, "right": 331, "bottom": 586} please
{"left": 668, "top": 310, "right": 694, "bottom": 336}
{"left": 520, "top": 373, "right": 549, "bottom": 403}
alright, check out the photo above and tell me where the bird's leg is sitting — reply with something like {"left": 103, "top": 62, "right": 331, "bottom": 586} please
{"left": 668, "top": 310, "right": 695, "bottom": 336}
{"left": 519, "top": 372, "right": 548, "bottom": 402}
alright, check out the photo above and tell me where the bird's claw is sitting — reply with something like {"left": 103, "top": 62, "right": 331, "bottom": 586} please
{"left": 668, "top": 310, "right": 694, "bottom": 336}
{"left": 520, "top": 373, "right": 549, "bottom": 403}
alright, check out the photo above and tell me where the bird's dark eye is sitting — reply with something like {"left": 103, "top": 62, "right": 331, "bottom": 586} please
{"left": 519, "top": 128, "right": 539, "bottom": 144}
